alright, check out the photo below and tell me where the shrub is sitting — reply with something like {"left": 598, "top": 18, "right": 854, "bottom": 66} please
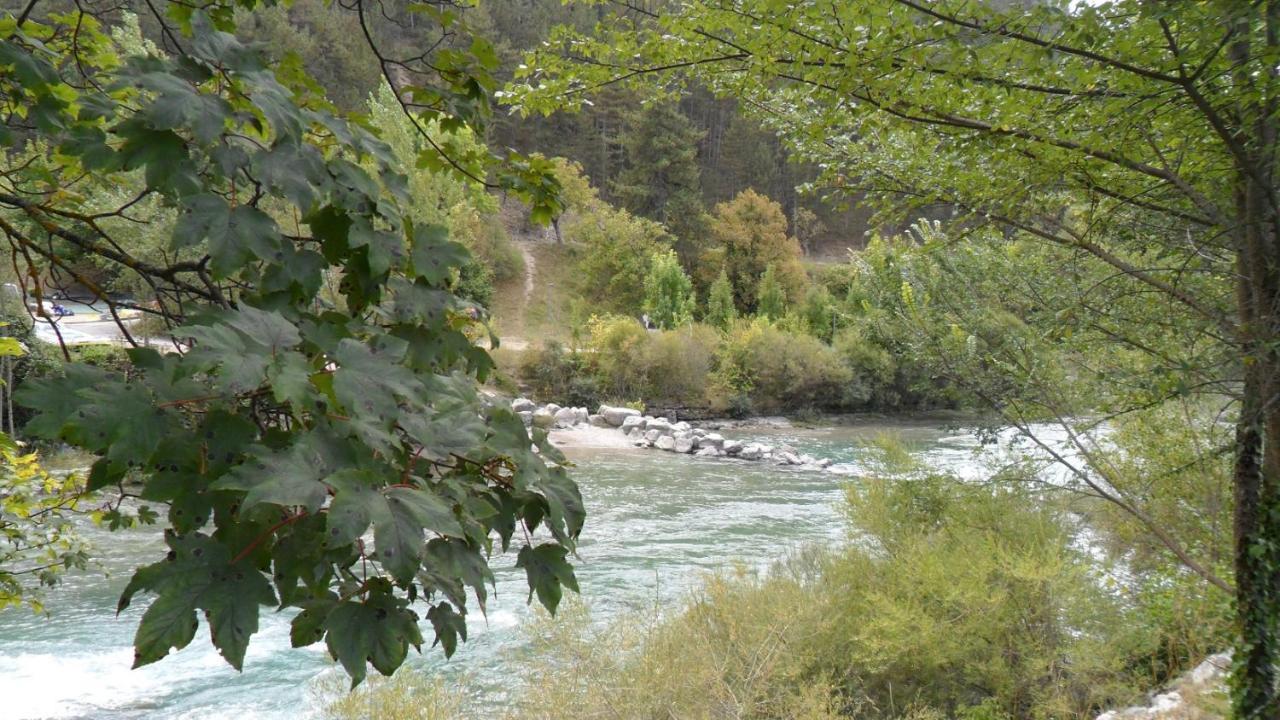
{"left": 453, "top": 257, "right": 495, "bottom": 307}
{"left": 642, "top": 324, "right": 717, "bottom": 404}
{"left": 712, "top": 318, "right": 851, "bottom": 413}
{"left": 451, "top": 205, "right": 523, "bottom": 283}
{"left": 315, "top": 670, "right": 467, "bottom": 720}
{"left": 517, "top": 580, "right": 840, "bottom": 720}
{"left": 567, "top": 201, "right": 672, "bottom": 316}
{"left": 800, "top": 284, "right": 838, "bottom": 342}
{"left": 68, "top": 344, "right": 132, "bottom": 374}
{"left": 828, "top": 474, "right": 1156, "bottom": 719}
{"left": 584, "top": 314, "right": 650, "bottom": 401}
{"left": 516, "top": 464, "right": 1208, "bottom": 720}
{"left": 519, "top": 340, "right": 595, "bottom": 405}
{"left": 832, "top": 324, "right": 898, "bottom": 408}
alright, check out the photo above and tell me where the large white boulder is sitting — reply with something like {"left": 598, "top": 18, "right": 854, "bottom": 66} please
{"left": 517, "top": 411, "right": 533, "bottom": 425}
{"left": 646, "top": 418, "right": 673, "bottom": 434}
{"left": 739, "top": 443, "right": 764, "bottom": 460}
{"left": 600, "top": 405, "right": 642, "bottom": 427}
{"left": 644, "top": 429, "right": 663, "bottom": 443}
{"left": 673, "top": 435, "right": 695, "bottom": 453}
{"left": 655, "top": 434, "right": 676, "bottom": 451}
{"left": 544, "top": 403, "right": 562, "bottom": 416}
{"left": 695, "top": 446, "right": 721, "bottom": 458}
{"left": 701, "top": 433, "right": 725, "bottom": 449}
{"left": 673, "top": 421, "right": 692, "bottom": 433}
{"left": 777, "top": 451, "right": 802, "bottom": 466}
{"left": 1150, "top": 692, "right": 1182, "bottom": 715}
{"left": 588, "top": 414, "right": 611, "bottom": 427}
{"left": 532, "top": 408, "right": 556, "bottom": 429}
{"left": 1189, "top": 651, "right": 1232, "bottom": 685}
{"left": 553, "top": 407, "right": 580, "bottom": 427}
{"left": 621, "top": 415, "right": 647, "bottom": 432}
{"left": 511, "top": 397, "right": 536, "bottom": 413}
{"left": 722, "top": 439, "right": 743, "bottom": 455}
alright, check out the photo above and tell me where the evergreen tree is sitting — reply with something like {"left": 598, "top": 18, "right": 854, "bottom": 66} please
{"left": 756, "top": 264, "right": 787, "bottom": 320}
{"left": 801, "top": 285, "right": 837, "bottom": 342}
{"left": 613, "top": 102, "right": 709, "bottom": 261}
{"left": 642, "top": 249, "right": 696, "bottom": 329}
{"left": 705, "top": 268, "right": 738, "bottom": 329}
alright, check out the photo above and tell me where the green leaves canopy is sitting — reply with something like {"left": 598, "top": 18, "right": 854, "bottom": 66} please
{"left": 2, "top": 1, "right": 579, "bottom": 685}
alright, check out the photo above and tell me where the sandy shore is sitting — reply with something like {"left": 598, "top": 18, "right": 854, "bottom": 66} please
{"left": 546, "top": 424, "right": 637, "bottom": 450}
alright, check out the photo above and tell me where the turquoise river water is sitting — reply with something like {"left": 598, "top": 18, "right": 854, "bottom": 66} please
{"left": 0, "top": 417, "right": 1006, "bottom": 719}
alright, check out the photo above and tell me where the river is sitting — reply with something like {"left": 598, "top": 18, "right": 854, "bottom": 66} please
{"left": 0, "top": 417, "right": 1008, "bottom": 719}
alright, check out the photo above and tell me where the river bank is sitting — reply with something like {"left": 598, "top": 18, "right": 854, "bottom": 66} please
{"left": 524, "top": 397, "right": 1001, "bottom": 477}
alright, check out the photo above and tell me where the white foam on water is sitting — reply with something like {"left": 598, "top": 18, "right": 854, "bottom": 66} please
{"left": 0, "top": 646, "right": 176, "bottom": 718}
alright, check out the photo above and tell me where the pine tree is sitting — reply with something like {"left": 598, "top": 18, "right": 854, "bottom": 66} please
{"left": 613, "top": 102, "right": 709, "bottom": 260}
{"left": 705, "top": 268, "right": 738, "bottom": 329}
{"left": 756, "top": 264, "right": 787, "bottom": 320}
{"left": 643, "top": 249, "right": 696, "bottom": 329}
{"left": 801, "top": 285, "right": 837, "bottom": 341}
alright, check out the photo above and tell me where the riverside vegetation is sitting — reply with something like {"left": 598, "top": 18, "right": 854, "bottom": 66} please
{"left": 0, "top": 1, "right": 1274, "bottom": 720}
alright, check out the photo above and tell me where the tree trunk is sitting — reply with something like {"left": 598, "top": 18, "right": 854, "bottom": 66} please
{"left": 1232, "top": 158, "right": 1280, "bottom": 719}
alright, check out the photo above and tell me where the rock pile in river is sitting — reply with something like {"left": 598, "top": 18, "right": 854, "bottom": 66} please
{"left": 512, "top": 398, "right": 839, "bottom": 472}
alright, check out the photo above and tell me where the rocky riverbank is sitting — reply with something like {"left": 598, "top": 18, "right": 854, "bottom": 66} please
{"left": 1095, "top": 651, "right": 1231, "bottom": 720}
{"left": 512, "top": 398, "right": 839, "bottom": 472}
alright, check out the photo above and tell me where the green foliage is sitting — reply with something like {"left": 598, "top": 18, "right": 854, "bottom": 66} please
{"left": 514, "top": 18, "right": 1280, "bottom": 708}
{"left": 315, "top": 670, "right": 467, "bottom": 720}
{"left": 515, "top": 458, "right": 1222, "bottom": 720}
{"left": 364, "top": 84, "right": 522, "bottom": 309}
{"left": 557, "top": 162, "right": 672, "bottom": 315}
{"left": 582, "top": 315, "right": 650, "bottom": 401}
{"left": 640, "top": 325, "right": 718, "bottom": 405}
{"left": 704, "top": 267, "right": 737, "bottom": 330}
{"left": 584, "top": 316, "right": 718, "bottom": 406}
{"left": 519, "top": 340, "right": 597, "bottom": 408}
{"left": 517, "top": 584, "right": 840, "bottom": 720}
{"left": 831, "top": 325, "right": 898, "bottom": 408}
{"left": 641, "top": 248, "right": 695, "bottom": 329}
{"left": 0, "top": 430, "right": 90, "bottom": 613}
{"left": 711, "top": 318, "right": 851, "bottom": 414}
{"left": 612, "top": 100, "right": 709, "bottom": 261}
{"left": 67, "top": 344, "right": 132, "bottom": 374}
{"left": 755, "top": 263, "right": 787, "bottom": 321}
{"left": 800, "top": 284, "right": 837, "bottom": 342}
{"left": 1, "top": 4, "right": 575, "bottom": 685}
{"left": 235, "top": 0, "right": 379, "bottom": 110}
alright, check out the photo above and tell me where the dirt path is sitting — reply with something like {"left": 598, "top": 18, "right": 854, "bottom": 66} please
{"left": 492, "top": 243, "right": 538, "bottom": 351}
{"left": 520, "top": 242, "right": 536, "bottom": 308}
{"left": 488, "top": 198, "right": 562, "bottom": 352}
